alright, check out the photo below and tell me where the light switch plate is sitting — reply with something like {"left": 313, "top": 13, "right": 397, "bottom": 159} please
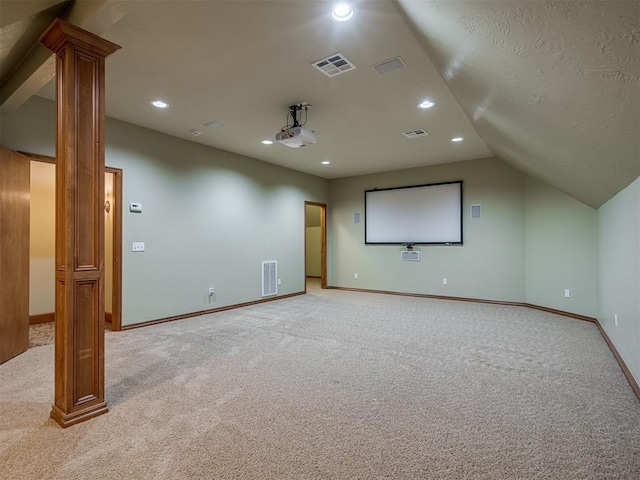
{"left": 132, "top": 242, "right": 145, "bottom": 252}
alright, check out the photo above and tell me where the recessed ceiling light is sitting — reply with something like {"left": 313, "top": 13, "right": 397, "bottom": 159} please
{"left": 321, "top": 161, "right": 330, "bottom": 165}
{"left": 418, "top": 100, "right": 436, "bottom": 109}
{"left": 451, "top": 137, "right": 464, "bottom": 142}
{"left": 262, "top": 140, "right": 273, "bottom": 145}
{"left": 151, "top": 100, "right": 168, "bottom": 108}
{"left": 331, "top": 3, "right": 354, "bottom": 21}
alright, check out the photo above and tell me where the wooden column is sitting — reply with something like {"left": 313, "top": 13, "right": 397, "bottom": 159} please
{"left": 40, "top": 19, "right": 120, "bottom": 428}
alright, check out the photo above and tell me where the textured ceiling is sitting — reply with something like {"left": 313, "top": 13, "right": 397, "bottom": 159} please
{"left": 1, "top": 0, "right": 638, "bottom": 208}
{"left": 396, "top": 0, "right": 640, "bottom": 208}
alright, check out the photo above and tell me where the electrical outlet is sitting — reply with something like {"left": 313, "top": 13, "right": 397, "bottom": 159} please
{"left": 442, "top": 278, "right": 448, "bottom": 285}
{"left": 614, "top": 313, "right": 618, "bottom": 327}
{"left": 132, "top": 242, "right": 145, "bottom": 252}
{"left": 354, "top": 273, "right": 358, "bottom": 280}
{"left": 564, "top": 289, "right": 570, "bottom": 298}
{"left": 277, "top": 278, "right": 282, "bottom": 286}
{"left": 208, "top": 287, "right": 215, "bottom": 295}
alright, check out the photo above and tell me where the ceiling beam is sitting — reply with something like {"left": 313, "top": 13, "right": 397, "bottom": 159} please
{"left": 0, "top": 0, "right": 67, "bottom": 28}
{"left": 0, "top": 0, "right": 132, "bottom": 113}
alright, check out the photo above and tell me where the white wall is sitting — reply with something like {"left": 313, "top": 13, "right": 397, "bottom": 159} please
{"left": 328, "top": 157, "right": 526, "bottom": 301}
{"left": 598, "top": 177, "right": 640, "bottom": 384}
{"left": 306, "top": 227, "right": 322, "bottom": 277}
{"left": 2, "top": 96, "right": 328, "bottom": 326}
{"left": 305, "top": 204, "right": 322, "bottom": 277}
{"left": 28, "top": 163, "right": 116, "bottom": 316}
{"left": 29, "top": 161, "right": 55, "bottom": 316}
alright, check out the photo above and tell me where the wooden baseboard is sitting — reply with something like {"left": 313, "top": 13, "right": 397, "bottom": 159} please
{"left": 121, "top": 291, "right": 306, "bottom": 331}
{"left": 30, "top": 312, "right": 114, "bottom": 325}
{"left": 519, "top": 303, "right": 596, "bottom": 323}
{"left": 593, "top": 320, "right": 640, "bottom": 400}
{"left": 29, "top": 313, "right": 55, "bottom": 324}
{"left": 327, "top": 285, "right": 638, "bottom": 401}
{"left": 327, "top": 286, "right": 597, "bottom": 322}
{"left": 306, "top": 275, "right": 321, "bottom": 279}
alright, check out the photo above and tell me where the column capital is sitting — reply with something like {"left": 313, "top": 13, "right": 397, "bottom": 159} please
{"left": 40, "top": 18, "right": 121, "bottom": 57}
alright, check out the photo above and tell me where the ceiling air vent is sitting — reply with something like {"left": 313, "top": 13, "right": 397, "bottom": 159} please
{"left": 403, "top": 129, "right": 429, "bottom": 139}
{"left": 312, "top": 53, "right": 356, "bottom": 77}
{"left": 372, "top": 57, "right": 406, "bottom": 75}
{"left": 203, "top": 120, "right": 225, "bottom": 129}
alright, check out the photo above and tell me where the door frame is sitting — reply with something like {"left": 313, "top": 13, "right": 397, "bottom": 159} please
{"left": 105, "top": 166, "right": 123, "bottom": 331}
{"left": 20, "top": 152, "right": 123, "bottom": 331}
{"left": 304, "top": 201, "right": 327, "bottom": 289}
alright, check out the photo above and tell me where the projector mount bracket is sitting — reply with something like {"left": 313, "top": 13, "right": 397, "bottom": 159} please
{"left": 283, "top": 102, "right": 311, "bottom": 130}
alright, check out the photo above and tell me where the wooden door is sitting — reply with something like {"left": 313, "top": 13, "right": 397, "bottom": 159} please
{"left": 0, "top": 146, "right": 30, "bottom": 364}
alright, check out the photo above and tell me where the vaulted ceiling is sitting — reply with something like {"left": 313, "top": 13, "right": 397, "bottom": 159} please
{"left": 1, "top": 0, "right": 638, "bottom": 208}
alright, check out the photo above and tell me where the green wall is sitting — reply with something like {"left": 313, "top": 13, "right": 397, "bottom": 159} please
{"left": 598, "top": 177, "right": 640, "bottom": 384}
{"left": 1, "top": 97, "right": 328, "bottom": 326}
{"left": 327, "top": 157, "right": 601, "bottom": 320}
{"left": 2, "top": 96, "right": 637, "bottom": 384}
{"left": 525, "top": 178, "right": 599, "bottom": 317}
{"left": 328, "top": 157, "right": 527, "bottom": 302}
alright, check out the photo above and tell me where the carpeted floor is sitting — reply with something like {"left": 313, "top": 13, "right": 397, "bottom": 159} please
{"left": 1, "top": 281, "right": 639, "bottom": 479}
{"left": 28, "top": 321, "right": 112, "bottom": 348}
{"left": 28, "top": 322, "right": 56, "bottom": 348}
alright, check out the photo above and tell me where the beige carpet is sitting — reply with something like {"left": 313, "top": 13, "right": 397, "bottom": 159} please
{"left": 1, "top": 282, "right": 639, "bottom": 479}
{"left": 28, "top": 321, "right": 112, "bottom": 348}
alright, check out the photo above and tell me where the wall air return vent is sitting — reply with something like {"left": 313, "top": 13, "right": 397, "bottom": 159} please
{"left": 401, "top": 251, "right": 421, "bottom": 262}
{"left": 402, "top": 129, "right": 429, "bottom": 139}
{"left": 312, "top": 53, "right": 356, "bottom": 77}
{"left": 372, "top": 57, "right": 406, "bottom": 75}
{"left": 262, "top": 260, "right": 277, "bottom": 297}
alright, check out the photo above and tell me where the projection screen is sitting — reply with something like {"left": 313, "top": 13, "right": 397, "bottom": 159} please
{"left": 364, "top": 181, "right": 463, "bottom": 245}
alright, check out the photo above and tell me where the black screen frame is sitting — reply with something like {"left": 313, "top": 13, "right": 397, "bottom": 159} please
{"left": 364, "top": 180, "right": 464, "bottom": 246}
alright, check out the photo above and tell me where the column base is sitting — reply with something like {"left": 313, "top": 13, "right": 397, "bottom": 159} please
{"left": 50, "top": 402, "right": 109, "bottom": 428}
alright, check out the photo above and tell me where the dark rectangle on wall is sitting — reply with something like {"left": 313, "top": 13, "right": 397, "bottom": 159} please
{"left": 364, "top": 181, "right": 463, "bottom": 245}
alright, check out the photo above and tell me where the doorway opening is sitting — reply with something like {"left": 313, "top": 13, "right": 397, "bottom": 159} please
{"left": 304, "top": 202, "right": 327, "bottom": 292}
{"left": 26, "top": 153, "right": 122, "bottom": 343}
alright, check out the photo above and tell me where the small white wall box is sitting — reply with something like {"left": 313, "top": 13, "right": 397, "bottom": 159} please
{"left": 130, "top": 202, "right": 142, "bottom": 213}
{"left": 132, "top": 242, "right": 145, "bottom": 252}
{"left": 401, "top": 251, "right": 420, "bottom": 261}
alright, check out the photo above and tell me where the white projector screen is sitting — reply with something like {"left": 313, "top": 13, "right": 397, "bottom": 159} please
{"left": 365, "top": 181, "right": 463, "bottom": 244}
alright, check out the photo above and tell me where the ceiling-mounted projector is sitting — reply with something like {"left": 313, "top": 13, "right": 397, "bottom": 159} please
{"left": 276, "top": 102, "right": 316, "bottom": 148}
{"left": 275, "top": 127, "right": 317, "bottom": 148}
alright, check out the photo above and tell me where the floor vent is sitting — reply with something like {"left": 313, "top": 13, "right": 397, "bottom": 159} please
{"left": 312, "top": 53, "right": 356, "bottom": 77}
{"left": 262, "top": 260, "right": 277, "bottom": 297}
{"left": 372, "top": 57, "right": 406, "bottom": 75}
{"left": 402, "top": 129, "right": 429, "bottom": 139}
